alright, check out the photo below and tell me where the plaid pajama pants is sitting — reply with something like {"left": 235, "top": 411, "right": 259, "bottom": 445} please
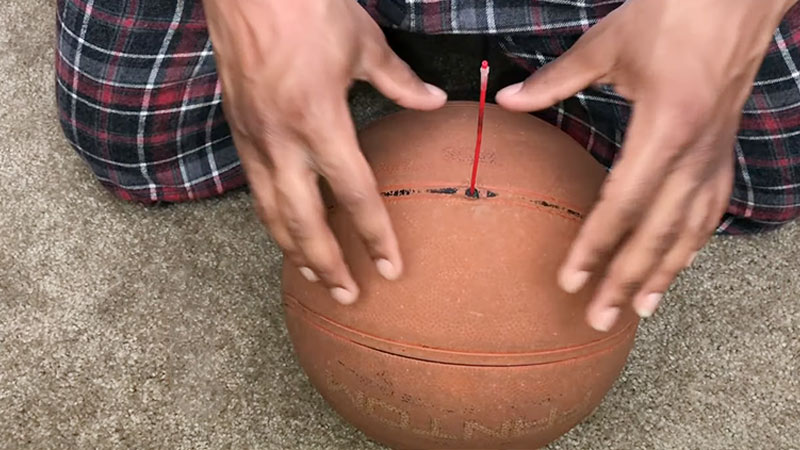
{"left": 56, "top": 0, "right": 800, "bottom": 234}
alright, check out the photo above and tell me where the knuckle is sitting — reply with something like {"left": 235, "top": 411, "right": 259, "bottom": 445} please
{"left": 277, "top": 239, "right": 301, "bottom": 260}
{"left": 697, "top": 214, "right": 721, "bottom": 239}
{"left": 309, "top": 254, "right": 344, "bottom": 284}
{"left": 229, "top": 114, "right": 260, "bottom": 141}
{"left": 258, "top": 210, "right": 283, "bottom": 238}
{"left": 662, "top": 254, "right": 688, "bottom": 277}
{"left": 686, "top": 217, "right": 708, "bottom": 238}
{"left": 252, "top": 200, "right": 294, "bottom": 248}
{"left": 228, "top": 117, "right": 251, "bottom": 138}
{"left": 607, "top": 266, "right": 644, "bottom": 297}
{"left": 252, "top": 198, "right": 273, "bottom": 222}
{"left": 309, "top": 257, "right": 334, "bottom": 278}
{"left": 283, "top": 213, "right": 308, "bottom": 240}
{"left": 338, "top": 181, "right": 376, "bottom": 210}
{"left": 279, "top": 208, "right": 314, "bottom": 243}
{"left": 613, "top": 277, "right": 644, "bottom": 300}
{"left": 652, "top": 223, "right": 682, "bottom": 248}
{"left": 598, "top": 182, "right": 641, "bottom": 218}
{"left": 665, "top": 260, "right": 686, "bottom": 278}
{"left": 224, "top": 102, "right": 269, "bottom": 140}
{"left": 578, "top": 243, "right": 611, "bottom": 269}
{"left": 360, "top": 227, "right": 383, "bottom": 249}
{"left": 283, "top": 104, "right": 312, "bottom": 127}
{"left": 365, "top": 36, "right": 395, "bottom": 68}
{"left": 615, "top": 198, "right": 642, "bottom": 221}
{"left": 274, "top": 91, "right": 318, "bottom": 127}
{"left": 703, "top": 220, "right": 720, "bottom": 238}
{"left": 273, "top": 181, "right": 327, "bottom": 243}
{"left": 571, "top": 229, "right": 614, "bottom": 268}
{"left": 356, "top": 223, "right": 387, "bottom": 253}
{"left": 315, "top": 156, "right": 349, "bottom": 180}
{"left": 384, "top": 92, "right": 404, "bottom": 107}
{"left": 707, "top": 211, "right": 724, "bottom": 231}
{"left": 327, "top": 172, "right": 378, "bottom": 210}
{"left": 268, "top": 229, "right": 299, "bottom": 259}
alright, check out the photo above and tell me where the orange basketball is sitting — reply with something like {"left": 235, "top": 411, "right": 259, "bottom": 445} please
{"left": 282, "top": 102, "right": 639, "bottom": 449}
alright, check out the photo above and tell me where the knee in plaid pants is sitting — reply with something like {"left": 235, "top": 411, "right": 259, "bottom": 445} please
{"left": 56, "top": 0, "right": 800, "bottom": 234}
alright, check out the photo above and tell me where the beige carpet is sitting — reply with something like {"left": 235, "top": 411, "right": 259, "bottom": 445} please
{"left": 1, "top": 1, "right": 798, "bottom": 449}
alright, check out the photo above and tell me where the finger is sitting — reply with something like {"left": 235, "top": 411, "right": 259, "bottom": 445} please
{"left": 360, "top": 37, "right": 447, "bottom": 111}
{"left": 251, "top": 183, "right": 321, "bottom": 283}
{"left": 269, "top": 133, "right": 360, "bottom": 304}
{"left": 302, "top": 100, "right": 403, "bottom": 281}
{"left": 585, "top": 172, "right": 697, "bottom": 332}
{"left": 495, "top": 24, "right": 613, "bottom": 111}
{"left": 630, "top": 120, "right": 738, "bottom": 317}
{"left": 631, "top": 173, "right": 729, "bottom": 318}
{"left": 234, "top": 132, "right": 312, "bottom": 277}
{"left": 557, "top": 101, "right": 695, "bottom": 295}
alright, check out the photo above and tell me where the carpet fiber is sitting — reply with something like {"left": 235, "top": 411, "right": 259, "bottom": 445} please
{"left": 1, "top": 1, "right": 798, "bottom": 449}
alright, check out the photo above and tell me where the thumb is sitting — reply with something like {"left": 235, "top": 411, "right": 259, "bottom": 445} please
{"left": 362, "top": 41, "right": 448, "bottom": 111}
{"left": 496, "top": 35, "right": 611, "bottom": 112}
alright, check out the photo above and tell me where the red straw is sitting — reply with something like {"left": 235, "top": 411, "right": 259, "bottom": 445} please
{"left": 468, "top": 60, "right": 490, "bottom": 197}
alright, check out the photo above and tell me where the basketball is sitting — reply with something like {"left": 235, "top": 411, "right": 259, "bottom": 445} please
{"left": 282, "top": 102, "right": 639, "bottom": 449}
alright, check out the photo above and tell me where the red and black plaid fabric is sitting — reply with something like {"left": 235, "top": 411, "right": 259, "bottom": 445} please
{"left": 56, "top": 0, "right": 240, "bottom": 203}
{"left": 56, "top": 0, "right": 800, "bottom": 234}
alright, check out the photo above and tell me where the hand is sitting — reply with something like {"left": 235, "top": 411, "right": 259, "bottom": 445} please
{"left": 496, "top": 0, "right": 797, "bottom": 331}
{"left": 203, "top": 0, "right": 447, "bottom": 304}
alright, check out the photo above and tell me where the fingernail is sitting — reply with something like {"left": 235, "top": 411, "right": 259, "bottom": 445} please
{"left": 591, "top": 307, "right": 620, "bottom": 333}
{"left": 424, "top": 83, "right": 447, "bottom": 101}
{"left": 330, "top": 287, "right": 357, "bottom": 305}
{"left": 299, "top": 266, "right": 319, "bottom": 282}
{"left": 559, "top": 270, "right": 591, "bottom": 294}
{"left": 375, "top": 258, "right": 400, "bottom": 281}
{"left": 497, "top": 82, "right": 523, "bottom": 98}
{"left": 636, "top": 293, "right": 663, "bottom": 318}
{"left": 686, "top": 251, "right": 698, "bottom": 268}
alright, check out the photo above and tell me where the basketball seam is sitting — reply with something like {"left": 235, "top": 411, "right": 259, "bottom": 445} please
{"left": 307, "top": 184, "right": 623, "bottom": 366}
{"left": 286, "top": 294, "right": 637, "bottom": 368}
{"left": 327, "top": 184, "right": 587, "bottom": 223}
{"left": 284, "top": 292, "right": 638, "bottom": 367}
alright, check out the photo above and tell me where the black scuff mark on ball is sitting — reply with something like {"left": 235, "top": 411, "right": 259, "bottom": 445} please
{"left": 426, "top": 187, "right": 459, "bottom": 195}
{"left": 381, "top": 188, "right": 416, "bottom": 197}
{"left": 377, "top": 186, "right": 583, "bottom": 219}
{"left": 530, "top": 199, "right": 583, "bottom": 218}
